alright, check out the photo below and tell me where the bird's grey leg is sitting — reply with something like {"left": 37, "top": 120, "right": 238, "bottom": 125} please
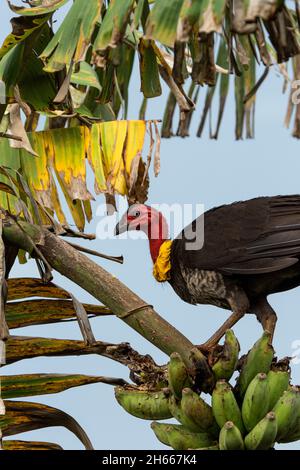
{"left": 251, "top": 297, "right": 277, "bottom": 343}
{"left": 198, "top": 287, "right": 250, "bottom": 352}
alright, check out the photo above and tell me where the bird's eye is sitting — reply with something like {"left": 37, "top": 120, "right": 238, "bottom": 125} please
{"left": 134, "top": 211, "right": 140, "bottom": 217}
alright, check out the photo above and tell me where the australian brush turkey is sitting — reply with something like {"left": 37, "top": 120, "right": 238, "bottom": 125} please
{"left": 115, "top": 195, "right": 300, "bottom": 350}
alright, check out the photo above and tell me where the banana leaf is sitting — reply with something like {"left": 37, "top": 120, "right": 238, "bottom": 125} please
{"left": 145, "top": 0, "right": 184, "bottom": 47}
{"left": 40, "top": 0, "right": 101, "bottom": 72}
{"left": 0, "top": 119, "right": 157, "bottom": 229}
{"left": 6, "top": 298, "right": 111, "bottom": 329}
{"left": 71, "top": 62, "right": 101, "bottom": 91}
{"left": 1, "top": 373, "right": 126, "bottom": 399}
{"left": 8, "top": 0, "right": 70, "bottom": 16}
{"left": 139, "top": 39, "right": 162, "bottom": 98}
{"left": 1, "top": 400, "right": 93, "bottom": 450}
{"left": 3, "top": 440, "right": 63, "bottom": 450}
{"left": 0, "top": 15, "right": 50, "bottom": 61}
{"left": 0, "top": 24, "right": 57, "bottom": 112}
{"left": 5, "top": 336, "right": 112, "bottom": 364}
{"left": 7, "top": 278, "right": 69, "bottom": 301}
{"left": 93, "top": 0, "right": 135, "bottom": 52}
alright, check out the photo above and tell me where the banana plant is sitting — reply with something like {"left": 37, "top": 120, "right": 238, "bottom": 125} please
{"left": 0, "top": 0, "right": 299, "bottom": 141}
{"left": 1, "top": 0, "right": 300, "bottom": 452}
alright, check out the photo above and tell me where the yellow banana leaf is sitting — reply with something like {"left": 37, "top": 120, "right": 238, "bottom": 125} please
{"left": 100, "top": 120, "right": 128, "bottom": 194}
{"left": 0, "top": 120, "right": 159, "bottom": 231}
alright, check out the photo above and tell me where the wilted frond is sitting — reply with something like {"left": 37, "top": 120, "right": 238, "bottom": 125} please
{"left": 0, "top": 120, "right": 158, "bottom": 229}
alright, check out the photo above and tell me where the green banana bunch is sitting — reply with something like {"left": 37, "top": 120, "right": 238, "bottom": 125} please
{"left": 181, "top": 388, "right": 217, "bottom": 435}
{"left": 115, "top": 331, "right": 300, "bottom": 451}
{"left": 219, "top": 421, "right": 245, "bottom": 450}
{"left": 167, "top": 352, "right": 191, "bottom": 399}
{"left": 212, "top": 330, "right": 240, "bottom": 382}
{"left": 244, "top": 412, "right": 277, "bottom": 450}
{"left": 236, "top": 331, "right": 274, "bottom": 398}
{"left": 151, "top": 422, "right": 216, "bottom": 450}
{"left": 115, "top": 387, "right": 172, "bottom": 420}
{"left": 212, "top": 380, "right": 245, "bottom": 435}
{"left": 273, "top": 386, "right": 300, "bottom": 442}
{"left": 242, "top": 373, "right": 270, "bottom": 431}
{"left": 267, "top": 366, "right": 290, "bottom": 410}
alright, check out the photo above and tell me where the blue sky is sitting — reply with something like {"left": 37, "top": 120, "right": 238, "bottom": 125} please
{"left": 1, "top": 1, "right": 300, "bottom": 450}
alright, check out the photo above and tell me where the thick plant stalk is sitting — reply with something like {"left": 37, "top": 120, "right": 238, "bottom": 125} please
{"left": 2, "top": 219, "right": 212, "bottom": 383}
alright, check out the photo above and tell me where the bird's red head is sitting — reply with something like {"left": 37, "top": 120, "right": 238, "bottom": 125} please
{"left": 115, "top": 204, "right": 169, "bottom": 262}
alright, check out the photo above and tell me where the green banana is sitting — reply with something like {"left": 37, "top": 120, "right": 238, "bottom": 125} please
{"left": 244, "top": 412, "right": 277, "bottom": 450}
{"left": 168, "top": 395, "right": 201, "bottom": 432}
{"left": 115, "top": 387, "right": 172, "bottom": 420}
{"left": 167, "top": 352, "right": 191, "bottom": 399}
{"left": 280, "top": 386, "right": 300, "bottom": 442}
{"left": 280, "top": 415, "right": 300, "bottom": 443}
{"left": 181, "top": 388, "right": 217, "bottom": 434}
{"left": 266, "top": 366, "right": 290, "bottom": 410}
{"left": 150, "top": 422, "right": 171, "bottom": 447}
{"left": 212, "top": 380, "right": 245, "bottom": 435}
{"left": 151, "top": 422, "right": 216, "bottom": 450}
{"left": 242, "top": 373, "right": 270, "bottom": 431}
{"left": 212, "top": 330, "right": 240, "bottom": 382}
{"left": 219, "top": 421, "right": 245, "bottom": 450}
{"left": 236, "top": 331, "right": 274, "bottom": 398}
{"left": 273, "top": 386, "right": 300, "bottom": 441}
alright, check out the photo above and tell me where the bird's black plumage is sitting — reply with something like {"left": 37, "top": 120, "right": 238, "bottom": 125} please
{"left": 168, "top": 195, "right": 300, "bottom": 347}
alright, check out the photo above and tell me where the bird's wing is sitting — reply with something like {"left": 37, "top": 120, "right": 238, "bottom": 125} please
{"left": 173, "top": 195, "right": 300, "bottom": 275}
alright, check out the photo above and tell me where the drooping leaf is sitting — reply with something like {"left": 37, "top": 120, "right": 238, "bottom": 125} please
{"left": 8, "top": 0, "right": 70, "bottom": 16}
{"left": 5, "top": 336, "right": 110, "bottom": 364}
{"left": 6, "top": 298, "right": 111, "bottom": 329}
{"left": 1, "top": 373, "right": 125, "bottom": 399}
{"left": 71, "top": 61, "right": 101, "bottom": 91}
{"left": 196, "top": 39, "right": 227, "bottom": 137}
{"left": 40, "top": 0, "right": 101, "bottom": 72}
{"left": 87, "top": 124, "right": 107, "bottom": 194}
{"left": 49, "top": 126, "right": 93, "bottom": 201}
{"left": 0, "top": 24, "right": 57, "bottom": 112}
{"left": 2, "top": 0, "right": 300, "bottom": 143}
{"left": 235, "top": 72, "right": 245, "bottom": 140}
{"left": 0, "top": 144, "right": 21, "bottom": 214}
{"left": 212, "top": 38, "right": 230, "bottom": 139}
{"left": 7, "top": 277, "right": 69, "bottom": 301}
{"left": 177, "top": 0, "right": 210, "bottom": 41}
{"left": 100, "top": 120, "right": 128, "bottom": 194}
{"left": 93, "top": 0, "right": 135, "bottom": 52}
{"left": 1, "top": 400, "right": 93, "bottom": 449}
{"left": 161, "top": 91, "right": 176, "bottom": 138}
{"left": 212, "top": 0, "right": 227, "bottom": 24}
{"left": 1, "top": 118, "right": 157, "bottom": 228}
{"left": 114, "top": 43, "right": 135, "bottom": 118}
{"left": 3, "top": 440, "right": 63, "bottom": 450}
{"left": 0, "top": 15, "right": 50, "bottom": 61}
{"left": 145, "top": 0, "right": 184, "bottom": 47}
{"left": 138, "top": 39, "right": 162, "bottom": 98}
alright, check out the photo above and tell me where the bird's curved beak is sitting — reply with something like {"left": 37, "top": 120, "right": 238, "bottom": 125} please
{"left": 114, "top": 218, "right": 128, "bottom": 236}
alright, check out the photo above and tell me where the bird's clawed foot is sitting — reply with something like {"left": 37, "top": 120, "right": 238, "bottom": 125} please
{"left": 196, "top": 307, "right": 248, "bottom": 355}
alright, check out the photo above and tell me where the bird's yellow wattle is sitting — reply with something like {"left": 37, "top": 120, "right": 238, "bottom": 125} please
{"left": 152, "top": 240, "right": 173, "bottom": 282}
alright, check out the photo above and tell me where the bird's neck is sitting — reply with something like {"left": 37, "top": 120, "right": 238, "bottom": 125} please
{"left": 147, "top": 216, "right": 169, "bottom": 263}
